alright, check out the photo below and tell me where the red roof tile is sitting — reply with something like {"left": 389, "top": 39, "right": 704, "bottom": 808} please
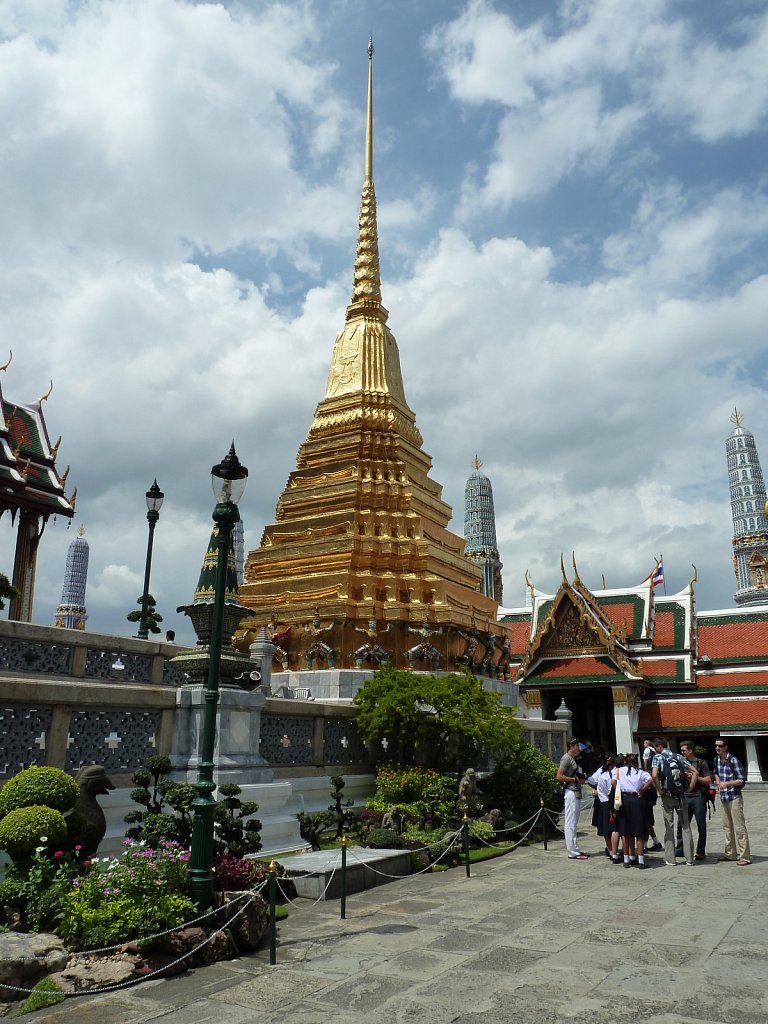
{"left": 698, "top": 619, "right": 768, "bottom": 660}
{"left": 536, "top": 656, "right": 619, "bottom": 679}
{"left": 695, "top": 671, "right": 768, "bottom": 689}
{"left": 639, "top": 698, "right": 768, "bottom": 728}
{"left": 653, "top": 610, "right": 677, "bottom": 648}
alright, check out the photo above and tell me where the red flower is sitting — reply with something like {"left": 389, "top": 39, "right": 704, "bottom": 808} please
{"left": 53, "top": 851, "right": 65, "bottom": 858}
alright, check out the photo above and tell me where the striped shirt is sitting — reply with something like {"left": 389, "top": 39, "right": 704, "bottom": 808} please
{"left": 714, "top": 754, "right": 746, "bottom": 803}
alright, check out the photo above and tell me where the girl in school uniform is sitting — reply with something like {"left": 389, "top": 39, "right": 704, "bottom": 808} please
{"left": 587, "top": 754, "right": 620, "bottom": 860}
{"left": 615, "top": 754, "right": 654, "bottom": 869}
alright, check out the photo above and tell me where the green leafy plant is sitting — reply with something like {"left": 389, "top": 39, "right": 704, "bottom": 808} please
{"left": 364, "top": 827, "right": 403, "bottom": 849}
{"left": 58, "top": 839, "right": 195, "bottom": 948}
{"left": 354, "top": 667, "right": 520, "bottom": 770}
{"left": 214, "top": 785, "right": 262, "bottom": 857}
{"left": 1, "top": 843, "right": 86, "bottom": 932}
{"left": 127, "top": 593, "right": 163, "bottom": 634}
{"left": 0, "top": 766, "right": 79, "bottom": 816}
{"left": 484, "top": 742, "right": 562, "bottom": 824}
{"left": 367, "top": 765, "right": 456, "bottom": 824}
{"left": 0, "top": 572, "right": 18, "bottom": 613}
{"left": 296, "top": 810, "right": 335, "bottom": 850}
{"left": 0, "top": 807, "right": 68, "bottom": 862}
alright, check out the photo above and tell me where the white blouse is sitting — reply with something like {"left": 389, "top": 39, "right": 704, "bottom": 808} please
{"left": 587, "top": 769, "right": 615, "bottom": 802}
{"left": 616, "top": 766, "right": 651, "bottom": 794}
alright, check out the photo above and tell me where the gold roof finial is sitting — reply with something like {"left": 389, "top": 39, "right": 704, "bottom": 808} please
{"left": 560, "top": 552, "right": 567, "bottom": 585}
{"left": 346, "top": 38, "right": 383, "bottom": 320}
{"left": 472, "top": 454, "right": 483, "bottom": 470}
{"left": 689, "top": 563, "right": 697, "bottom": 595}
{"left": 39, "top": 380, "right": 53, "bottom": 404}
{"left": 0, "top": 350, "right": 11, "bottom": 373}
{"left": 68, "top": 486, "right": 77, "bottom": 510}
{"left": 601, "top": 573, "right": 607, "bottom": 590}
{"left": 51, "top": 436, "right": 62, "bottom": 459}
{"left": 572, "top": 551, "right": 581, "bottom": 584}
{"left": 524, "top": 569, "right": 536, "bottom": 602}
{"left": 60, "top": 464, "right": 70, "bottom": 487}
{"left": 365, "top": 36, "right": 374, "bottom": 183}
{"left": 731, "top": 408, "right": 744, "bottom": 428}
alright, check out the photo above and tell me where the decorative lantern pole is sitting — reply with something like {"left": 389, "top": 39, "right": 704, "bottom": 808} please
{"left": 137, "top": 480, "right": 164, "bottom": 639}
{"left": 189, "top": 443, "right": 248, "bottom": 910}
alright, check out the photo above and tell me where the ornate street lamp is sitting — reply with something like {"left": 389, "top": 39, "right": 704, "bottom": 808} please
{"left": 189, "top": 443, "right": 248, "bottom": 909}
{"left": 137, "top": 479, "right": 164, "bottom": 639}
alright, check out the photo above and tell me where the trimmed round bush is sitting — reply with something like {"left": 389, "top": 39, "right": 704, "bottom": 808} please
{"left": 364, "top": 827, "right": 403, "bottom": 849}
{"left": 0, "top": 805, "right": 67, "bottom": 860}
{"left": 0, "top": 766, "right": 79, "bottom": 815}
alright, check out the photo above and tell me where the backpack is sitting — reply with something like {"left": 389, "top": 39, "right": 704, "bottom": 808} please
{"left": 659, "top": 752, "right": 687, "bottom": 797}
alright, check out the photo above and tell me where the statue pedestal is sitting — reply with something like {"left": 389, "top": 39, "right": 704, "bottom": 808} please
{"left": 170, "top": 685, "right": 274, "bottom": 785}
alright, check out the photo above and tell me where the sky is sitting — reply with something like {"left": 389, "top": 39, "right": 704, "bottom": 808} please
{"left": 1, "top": 0, "right": 768, "bottom": 642}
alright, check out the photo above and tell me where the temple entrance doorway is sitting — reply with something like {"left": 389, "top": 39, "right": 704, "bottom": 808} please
{"left": 540, "top": 687, "right": 617, "bottom": 756}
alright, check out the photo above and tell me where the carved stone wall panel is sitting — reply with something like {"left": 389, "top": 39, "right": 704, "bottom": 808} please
{"left": 162, "top": 660, "right": 189, "bottom": 687}
{"left": 323, "top": 718, "right": 369, "bottom": 765}
{"left": 259, "top": 714, "right": 313, "bottom": 766}
{"left": 534, "top": 730, "right": 548, "bottom": 755}
{"left": 65, "top": 710, "right": 160, "bottom": 772}
{"left": 84, "top": 650, "right": 153, "bottom": 683}
{"left": 550, "top": 732, "right": 564, "bottom": 761}
{"left": 0, "top": 638, "right": 73, "bottom": 675}
{"left": 0, "top": 707, "right": 52, "bottom": 773}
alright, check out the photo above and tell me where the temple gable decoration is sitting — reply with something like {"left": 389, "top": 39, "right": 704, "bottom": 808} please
{"left": 516, "top": 559, "right": 642, "bottom": 684}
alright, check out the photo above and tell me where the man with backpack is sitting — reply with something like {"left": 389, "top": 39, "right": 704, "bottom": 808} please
{"left": 651, "top": 738, "right": 695, "bottom": 866}
{"left": 675, "top": 740, "right": 711, "bottom": 861}
{"left": 713, "top": 738, "right": 751, "bottom": 865}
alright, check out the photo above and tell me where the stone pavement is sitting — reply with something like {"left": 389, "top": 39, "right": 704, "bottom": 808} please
{"left": 16, "top": 792, "right": 768, "bottom": 1024}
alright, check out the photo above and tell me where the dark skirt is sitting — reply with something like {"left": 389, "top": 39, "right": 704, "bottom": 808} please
{"left": 592, "top": 796, "right": 601, "bottom": 828}
{"left": 595, "top": 799, "right": 615, "bottom": 838}
{"left": 617, "top": 793, "right": 649, "bottom": 838}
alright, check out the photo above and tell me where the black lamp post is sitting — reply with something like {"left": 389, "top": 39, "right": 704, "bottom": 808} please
{"left": 137, "top": 479, "right": 164, "bottom": 639}
{"left": 189, "top": 443, "right": 248, "bottom": 910}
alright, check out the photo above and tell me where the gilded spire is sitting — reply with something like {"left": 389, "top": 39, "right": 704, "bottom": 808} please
{"left": 346, "top": 37, "right": 383, "bottom": 320}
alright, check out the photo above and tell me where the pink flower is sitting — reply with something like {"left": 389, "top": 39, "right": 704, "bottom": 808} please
{"left": 54, "top": 851, "right": 64, "bottom": 859}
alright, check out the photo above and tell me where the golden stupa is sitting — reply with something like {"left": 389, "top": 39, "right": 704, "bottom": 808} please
{"left": 239, "top": 41, "right": 503, "bottom": 671}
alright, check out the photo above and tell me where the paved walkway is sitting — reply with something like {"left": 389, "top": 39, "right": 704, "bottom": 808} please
{"left": 16, "top": 793, "right": 768, "bottom": 1024}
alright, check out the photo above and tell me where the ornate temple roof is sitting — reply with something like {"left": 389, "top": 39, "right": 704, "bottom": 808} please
{"left": 0, "top": 374, "right": 75, "bottom": 521}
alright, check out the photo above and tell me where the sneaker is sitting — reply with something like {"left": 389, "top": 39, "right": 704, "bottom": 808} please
{"left": 685, "top": 861, "right": 695, "bottom": 867}
{"left": 664, "top": 861, "right": 677, "bottom": 867}
{"left": 568, "top": 853, "right": 589, "bottom": 860}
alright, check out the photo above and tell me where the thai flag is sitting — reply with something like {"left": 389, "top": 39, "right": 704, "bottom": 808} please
{"left": 644, "top": 560, "right": 664, "bottom": 587}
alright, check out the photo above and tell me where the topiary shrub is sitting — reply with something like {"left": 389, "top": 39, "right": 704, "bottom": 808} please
{"left": 0, "top": 766, "right": 79, "bottom": 816}
{"left": 0, "top": 805, "right": 67, "bottom": 860}
{"left": 485, "top": 742, "right": 562, "bottom": 825}
{"left": 364, "top": 827, "right": 403, "bottom": 849}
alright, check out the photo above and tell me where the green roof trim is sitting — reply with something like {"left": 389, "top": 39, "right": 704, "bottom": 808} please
{"left": 698, "top": 612, "right": 768, "bottom": 626}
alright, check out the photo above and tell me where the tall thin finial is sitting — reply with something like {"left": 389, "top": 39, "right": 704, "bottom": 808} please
{"left": 731, "top": 407, "right": 744, "bottom": 428}
{"left": 346, "top": 38, "right": 383, "bottom": 318}
{"left": 365, "top": 37, "right": 374, "bottom": 183}
{"left": 472, "top": 454, "right": 482, "bottom": 470}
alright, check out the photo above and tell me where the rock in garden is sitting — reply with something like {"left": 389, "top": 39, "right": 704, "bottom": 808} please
{"left": 0, "top": 932, "right": 69, "bottom": 989}
{"left": 48, "top": 956, "right": 135, "bottom": 993}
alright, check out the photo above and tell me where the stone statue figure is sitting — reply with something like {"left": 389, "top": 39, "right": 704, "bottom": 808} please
{"left": 456, "top": 620, "right": 481, "bottom": 668}
{"left": 405, "top": 620, "right": 442, "bottom": 669}
{"left": 70, "top": 764, "right": 116, "bottom": 857}
{"left": 381, "top": 806, "right": 405, "bottom": 834}
{"left": 496, "top": 637, "right": 512, "bottom": 681}
{"left": 303, "top": 609, "right": 338, "bottom": 670}
{"left": 456, "top": 767, "right": 483, "bottom": 817}
{"left": 269, "top": 615, "right": 291, "bottom": 671}
{"left": 480, "top": 628, "right": 498, "bottom": 677}
{"left": 350, "top": 619, "right": 390, "bottom": 668}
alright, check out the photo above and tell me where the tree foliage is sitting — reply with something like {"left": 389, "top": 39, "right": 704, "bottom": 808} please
{"left": 127, "top": 593, "right": 163, "bottom": 634}
{"left": 353, "top": 667, "right": 520, "bottom": 771}
{"left": 0, "top": 572, "right": 18, "bottom": 611}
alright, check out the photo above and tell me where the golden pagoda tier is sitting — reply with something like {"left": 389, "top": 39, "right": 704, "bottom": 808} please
{"left": 239, "top": 42, "right": 505, "bottom": 673}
